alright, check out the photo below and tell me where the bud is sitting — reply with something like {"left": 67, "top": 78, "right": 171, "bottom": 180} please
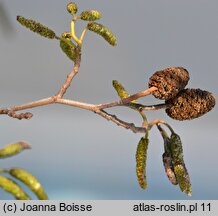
{"left": 166, "top": 88, "right": 216, "bottom": 120}
{"left": 148, "top": 67, "right": 189, "bottom": 100}
{"left": 80, "top": 10, "right": 101, "bottom": 21}
{"left": 0, "top": 141, "right": 31, "bottom": 159}
{"left": 17, "top": 16, "right": 56, "bottom": 39}
{"left": 9, "top": 168, "right": 48, "bottom": 200}
{"left": 61, "top": 32, "right": 71, "bottom": 39}
{"left": 87, "top": 22, "right": 117, "bottom": 46}
{"left": 136, "top": 137, "right": 149, "bottom": 189}
{"left": 60, "top": 33, "right": 77, "bottom": 62}
{"left": 0, "top": 175, "right": 31, "bottom": 200}
{"left": 67, "top": 2, "right": 78, "bottom": 15}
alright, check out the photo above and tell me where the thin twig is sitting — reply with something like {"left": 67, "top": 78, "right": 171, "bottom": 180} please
{"left": 122, "top": 86, "right": 157, "bottom": 102}
{"left": 96, "top": 86, "right": 158, "bottom": 109}
{"left": 56, "top": 49, "right": 81, "bottom": 98}
{"left": 126, "top": 103, "right": 168, "bottom": 111}
{"left": 147, "top": 119, "right": 166, "bottom": 130}
{"left": 11, "top": 97, "right": 55, "bottom": 111}
{"left": 0, "top": 94, "right": 163, "bottom": 132}
{"left": 56, "top": 98, "right": 96, "bottom": 110}
{"left": 94, "top": 109, "right": 147, "bottom": 133}
{"left": 0, "top": 88, "right": 163, "bottom": 121}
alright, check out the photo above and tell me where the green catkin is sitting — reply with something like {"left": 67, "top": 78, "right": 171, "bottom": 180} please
{"left": 0, "top": 175, "right": 31, "bottom": 200}
{"left": 136, "top": 137, "right": 149, "bottom": 189}
{"left": 9, "top": 168, "right": 48, "bottom": 200}
{"left": 67, "top": 2, "right": 78, "bottom": 15}
{"left": 87, "top": 22, "right": 117, "bottom": 46}
{"left": 59, "top": 33, "right": 77, "bottom": 62}
{"left": 174, "top": 164, "right": 192, "bottom": 196}
{"left": 17, "top": 16, "right": 56, "bottom": 39}
{"left": 170, "top": 133, "right": 192, "bottom": 195}
{"left": 112, "top": 80, "right": 147, "bottom": 121}
{"left": 170, "top": 133, "right": 184, "bottom": 165}
{"left": 112, "top": 80, "right": 136, "bottom": 103}
{"left": 0, "top": 142, "right": 31, "bottom": 159}
{"left": 80, "top": 10, "right": 101, "bottom": 21}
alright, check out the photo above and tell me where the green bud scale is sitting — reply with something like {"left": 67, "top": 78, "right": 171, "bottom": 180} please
{"left": 80, "top": 10, "right": 101, "bottom": 21}
{"left": 87, "top": 22, "right": 117, "bottom": 46}
{"left": 148, "top": 67, "right": 189, "bottom": 100}
{"left": 17, "top": 16, "right": 56, "bottom": 39}
{"left": 166, "top": 88, "right": 216, "bottom": 120}
{"left": 136, "top": 137, "right": 149, "bottom": 189}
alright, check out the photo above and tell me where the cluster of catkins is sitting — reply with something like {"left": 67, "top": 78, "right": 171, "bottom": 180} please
{"left": 148, "top": 67, "right": 216, "bottom": 120}
{"left": 0, "top": 142, "right": 48, "bottom": 200}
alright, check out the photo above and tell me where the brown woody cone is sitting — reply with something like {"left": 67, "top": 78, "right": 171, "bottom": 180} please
{"left": 148, "top": 67, "right": 190, "bottom": 100}
{"left": 165, "top": 88, "right": 216, "bottom": 120}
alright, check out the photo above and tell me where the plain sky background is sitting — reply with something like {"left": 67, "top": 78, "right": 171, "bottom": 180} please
{"left": 0, "top": 0, "right": 217, "bottom": 200}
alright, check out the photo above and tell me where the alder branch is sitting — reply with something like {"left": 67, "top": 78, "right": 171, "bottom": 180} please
{"left": 0, "top": 97, "right": 149, "bottom": 133}
{"left": 0, "top": 52, "right": 165, "bottom": 133}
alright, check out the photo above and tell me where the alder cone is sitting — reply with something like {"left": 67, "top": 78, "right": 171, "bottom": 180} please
{"left": 165, "top": 88, "right": 216, "bottom": 120}
{"left": 148, "top": 67, "right": 190, "bottom": 100}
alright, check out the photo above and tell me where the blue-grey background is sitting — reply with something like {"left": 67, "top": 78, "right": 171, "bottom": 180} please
{"left": 0, "top": 0, "right": 217, "bottom": 200}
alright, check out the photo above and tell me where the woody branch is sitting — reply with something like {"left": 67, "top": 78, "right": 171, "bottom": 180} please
{"left": 0, "top": 53, "right": 164, "bottom": 133}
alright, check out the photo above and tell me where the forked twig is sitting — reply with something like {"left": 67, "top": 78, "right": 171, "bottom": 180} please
{"left": 0, "top": 53, "right": 163, "bottom": 133}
